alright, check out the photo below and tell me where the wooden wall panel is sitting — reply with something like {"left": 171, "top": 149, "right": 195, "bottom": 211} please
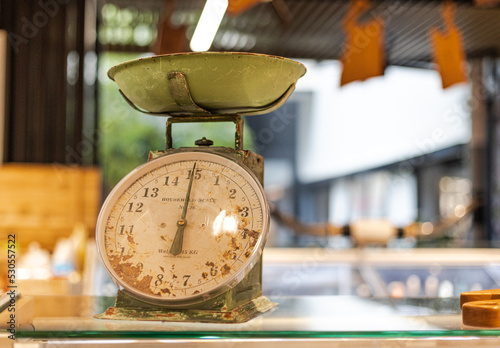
{"left": 0, "top": 164, "right": 101, "bottom": 251}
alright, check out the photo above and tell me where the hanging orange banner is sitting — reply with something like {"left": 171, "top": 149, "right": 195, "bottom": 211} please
{"left": 340, "top": 0, "right": 385, "bottom": 87}
{"left": 429, "top": 1, "right": 468, "bottom": 89}
{"left": 227, "top": 0, "right": 267, "bottom": 16}
{"left": 473, "top": 0, "right": 500, "bottom": 7}
{"left": 153, "top": 0, "right": 189, "bottom": 55}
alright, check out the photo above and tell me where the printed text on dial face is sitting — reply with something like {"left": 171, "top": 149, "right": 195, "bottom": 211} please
{"left": 104, "top": 159, "right": 263, "bottom": 300}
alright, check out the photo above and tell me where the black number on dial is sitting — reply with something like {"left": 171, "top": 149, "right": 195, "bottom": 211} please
{"left": 155, "top": 274, "right": 163, "bottom": 287}
{"left": 119, "top": 225, "right": 134, "bottom": 235}
{"left": 143, "top": 187, "right": 159, "bottom": 198}
{"left": 164, "top": 176, "right": 179, "bottom": 186}
{"left": 186, "top": 169, "right": 202, "bottom": 180}
{"left": 127, "top": 202, "right": 143, "bottom": 212}
{"left": 239, "top": 206, "right": 249, "bottom": 217}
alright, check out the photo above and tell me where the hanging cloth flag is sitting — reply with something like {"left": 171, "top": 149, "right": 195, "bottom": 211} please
{"left": 340, "top": 0, "right": 385, "bottom": 87}
{"left": 153, "top": 0, "right": 189, "bottom": 55}
{"left": 429, "top": 1, "right": 468, "bottom": 89}
{"left": 473, "top": 0, "right": 500, "bottom": 7}
{"left": 227, "top": 0, "right": 267, "bottom": 16}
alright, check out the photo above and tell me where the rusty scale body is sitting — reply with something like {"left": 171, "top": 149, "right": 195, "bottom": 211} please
{"left": 95, "top": 53, "right": 306, "bottom": 323}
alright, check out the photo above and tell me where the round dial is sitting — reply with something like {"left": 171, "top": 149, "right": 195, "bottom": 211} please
{"left": 96, "top": 151, "right": 269, "bottom": 306}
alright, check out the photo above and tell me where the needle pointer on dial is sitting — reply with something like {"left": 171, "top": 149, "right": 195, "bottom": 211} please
{"left": 170, "top": 162, "right": 197, "bottom": 256}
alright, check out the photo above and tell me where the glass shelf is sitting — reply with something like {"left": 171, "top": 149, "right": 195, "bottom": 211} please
{"left": 11, "top": 295, "right": 500, "bottom": 340}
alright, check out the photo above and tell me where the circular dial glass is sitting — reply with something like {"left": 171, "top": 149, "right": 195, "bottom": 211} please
{"left": 97, "top": 151, "right": 269, "bottom": 306}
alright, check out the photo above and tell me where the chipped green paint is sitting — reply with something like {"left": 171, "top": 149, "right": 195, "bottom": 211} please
{"left": 95, "top": 292, "right": 277, "bottom": 323}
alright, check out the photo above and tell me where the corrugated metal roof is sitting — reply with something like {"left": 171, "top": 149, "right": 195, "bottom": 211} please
{"left": 100, "top": 0, "right": 500, "bottom": 66}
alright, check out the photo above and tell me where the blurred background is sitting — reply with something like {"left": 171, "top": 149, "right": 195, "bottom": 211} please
{"left": 0, "top": 0, "right": 499, "bottom": 301}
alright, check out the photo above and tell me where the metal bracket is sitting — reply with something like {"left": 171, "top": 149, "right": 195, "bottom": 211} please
{"left": 167, "top": 72, "right": 212, "bottom": 115}
{"left": 166, "top": 115, "right": 244, "bottom": 151}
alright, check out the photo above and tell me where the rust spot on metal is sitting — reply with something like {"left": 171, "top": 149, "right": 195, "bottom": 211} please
{"left": 202, "top": 272, "right": 208, "bottom": 279}
{"left": 230, "top": 237, "right": 238, "bottom": 250}
{"left": 127, "top": 234, "right": 135, "bottom": 244}
{"left": 161, "top": 288, "right": 171, "bottom": 294}
{"left": 244, "top": 229, "right": 260, "bottom": 247}
{"left": 109, "top": 255, "right": 155, "bottom": 295}
{"left": 240, "top": 217, "right": 249, "bottom": 228}
{"left": 221, "top": 264, "right": 231, "bottom": 276}
{"left": 244, "top": 251, "right": 251, "bottom": 258}
{"left": 160, "top": 266, "right": 165, "bottom": 273}
{"left": 104, "top": 307, "right": 115, "bottom": 316}
{"left": 193, "top": 290, "right": 200, "bottom": 295}
{"left": 153, "top": 313, "right": 178, "bottom": 318}
{"left": 136, "top": 275, "right": 154, "bottom": 294}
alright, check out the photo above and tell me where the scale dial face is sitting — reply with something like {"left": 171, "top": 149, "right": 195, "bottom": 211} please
{"left": 97, "top": 151, "right": 269, "bottom": 306}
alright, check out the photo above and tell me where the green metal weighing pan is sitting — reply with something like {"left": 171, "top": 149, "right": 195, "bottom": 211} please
{"left": 108, "top": 52, "right": 306, "bottom": 117}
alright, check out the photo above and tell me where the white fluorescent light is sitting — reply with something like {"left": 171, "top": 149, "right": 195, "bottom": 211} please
{"left": 190, "top": 0, "right": 228, "bottom": 52}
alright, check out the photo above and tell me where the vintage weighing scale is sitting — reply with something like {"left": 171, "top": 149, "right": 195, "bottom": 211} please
{"left": 95, "top": 52, "right": 306, "bottom": 323}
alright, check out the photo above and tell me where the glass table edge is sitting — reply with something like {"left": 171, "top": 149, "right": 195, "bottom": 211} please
{"left": 13, "top": 329, "right": 500, "bottom": 340}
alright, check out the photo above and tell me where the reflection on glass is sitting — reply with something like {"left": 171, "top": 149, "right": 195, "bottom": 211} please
{"left": 212, "top": 210, "right": 238, "bottom": 236}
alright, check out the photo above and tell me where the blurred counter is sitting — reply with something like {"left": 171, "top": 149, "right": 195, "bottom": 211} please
{"left": 262, "top": 247, "right": 500, "bottom": 298}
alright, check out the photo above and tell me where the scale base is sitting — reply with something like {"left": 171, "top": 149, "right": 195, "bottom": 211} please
{"left": 94, "top": 294, "right": 276, "bottom": 323}
{"left": 94, "top": 259, "right": 276, "bottom": 323}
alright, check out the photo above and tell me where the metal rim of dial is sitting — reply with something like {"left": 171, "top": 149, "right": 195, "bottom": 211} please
{"left": 96, "top": 151, "right": 269, "bottom": 307}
